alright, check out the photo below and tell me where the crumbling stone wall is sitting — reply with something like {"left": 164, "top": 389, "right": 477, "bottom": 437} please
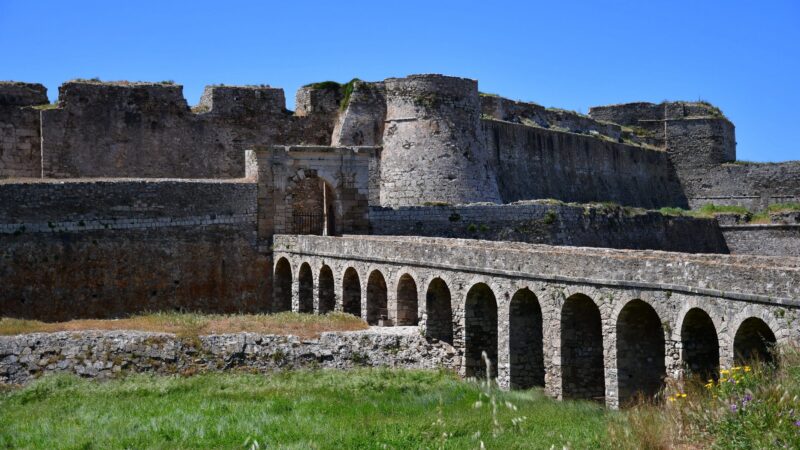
{"left": 721, "top": 224, "right": 800, "bottom": 256}
{"left": 0, "top": 82, "right": 48, "bottom": 178}
{"left": 331, "top": 81, "right": 386, "bottom": 146}
{"left": 370, "top": 201, "right": 727, "bottom": 253}
{"left": 0, "top": 179, "right": 268, "bottom": 321}
{"left": 273, "top": 234, "right": 800, "bottom": 408}
{"left": 0, "top": 328, "right": 459, "bottom": 385}
{"left": 38, "top": 81, "right": 340, "bottom": 179}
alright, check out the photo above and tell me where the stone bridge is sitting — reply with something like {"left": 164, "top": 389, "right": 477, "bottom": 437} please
{"left": 272, "top": 235, "right": 800, "bottom": 408}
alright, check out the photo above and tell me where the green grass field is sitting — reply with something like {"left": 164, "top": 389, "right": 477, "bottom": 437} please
{"left": 0, "top": 369, "right": 609, "bottom": 449}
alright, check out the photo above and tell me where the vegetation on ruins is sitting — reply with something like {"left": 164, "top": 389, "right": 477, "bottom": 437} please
{"left": 0, "top": 312, "right": 367, "bottom": 340}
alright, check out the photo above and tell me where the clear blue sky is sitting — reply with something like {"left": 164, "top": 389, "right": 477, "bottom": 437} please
{"left": 1, "top": 0, "right": 798, "bottom": 162}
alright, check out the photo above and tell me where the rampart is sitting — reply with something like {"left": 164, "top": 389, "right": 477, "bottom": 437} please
{"left": 370, "top": 201, "right": 726, "bottom": 253}
{"left": 0, "top": 178, "right": 268, "bottom": 321}
{"left": 481, "top": 120, "right": 687, "bottom": 208}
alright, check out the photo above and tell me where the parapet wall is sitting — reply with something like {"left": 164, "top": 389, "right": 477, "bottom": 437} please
{"left": 0, "top": 178, "right": 268, "bottom": 321}
{"left": 369, "top": 202, "right": 727, "bottom": 253}
{"left": 0, "top": 82, "right": 48, "bottom": 178}
{"left": 483, "top": 120, "right": 687, "bottom": 208}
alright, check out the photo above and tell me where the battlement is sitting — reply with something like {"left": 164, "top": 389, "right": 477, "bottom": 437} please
{"left": 0, "top": 82, "right": 49, "bottom": 107}
{"left": 196, "top": 85, "right": 286, "bottom": 116}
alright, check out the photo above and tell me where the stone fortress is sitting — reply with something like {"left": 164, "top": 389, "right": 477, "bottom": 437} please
{"left": 1, "top": 74, "right": 800, "bottom": 408}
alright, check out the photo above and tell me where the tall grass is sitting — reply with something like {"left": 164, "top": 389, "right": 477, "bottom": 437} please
{"left": 0, "top": 369, "right": 609, "bottom": 449}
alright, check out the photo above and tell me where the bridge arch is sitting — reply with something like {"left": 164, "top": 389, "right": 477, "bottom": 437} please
{"left": 561, "top": 293, "right": 604, "bottom": 401}
{"left": 425, "top": 277, "right": 453, "bottom": 344}
{"left": 734, "top": 317, "right": 777, "bottom": 365}
{"left": 509, "top": 287, "right": 544, "bottom": 389}
{"left": 318, "top": 265, "right": 335, "bottom": 314}
{"left": 396, "top": 273, "right": 419, "bottom": 326}
{"left": 616, "top": 299, "right": 666, "bottom": 405}
{"left": 297, "top": 262, "right": 313, "bottom": 313}
{"left": 342, "top": 267, "right": 362, "bottom": 317}
{"left": 273, "top": 257, "right": 293, "bottom": 313}
{"left": 465, "top": 282, "right": 498, "bottom": 379}
{"left": 680, "top": 307, "right": 719, "bottom": 381}
{"left": 367, "top": 270, "right": 388, "bottom": 325}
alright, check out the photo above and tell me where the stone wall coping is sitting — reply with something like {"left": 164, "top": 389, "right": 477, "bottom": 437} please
{"left": 262, "top": 145, "right": 381, "bottom": 155}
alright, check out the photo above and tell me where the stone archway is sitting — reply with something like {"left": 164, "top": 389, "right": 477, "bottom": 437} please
{"left": 734, "top": 317, "right": 777, "bottom": 365}
{"left": 366, "top": 270, "right": 388, "bottom": 325}
{"left": 297, "top": 263, "right": 313, "bottom": 313}
{"left": 681, "top": 308, "right": 719, "bottom": 381}
{"left": 509, "top": 288, "right": 544, "bottom": 389}
{"left": 425, "top": 278, "right": 453, "bottom": 344}
{"left": 273, "top": 258, "right": 292, "bottom": 313}
{"left": 318, "top": 265, "right": 335, "bottom": 314}
{"left": 396, "top": 274, "right": 419, "bottom": 326}
{"left": 616, "top": 299, "right": 665, "bottom": 405}
{"left": 288, "top": 171, "right": 337, "bottom": 236}
{"left": 561, "top": 294, "right": 604, "bottom": 401}
{"left": 342, "top": 268, "right": 361, "bottom": 317}
{"left": 465, "top": 283, "right": 498, "bottom": 379}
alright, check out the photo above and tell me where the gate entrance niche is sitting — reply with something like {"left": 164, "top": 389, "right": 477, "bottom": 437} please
{"left": 289, "top": 171, "right": 336, "bottom": 236}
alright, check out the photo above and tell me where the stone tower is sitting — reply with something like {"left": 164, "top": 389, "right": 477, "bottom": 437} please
{"left": 379, "top": 74, "right": 501, "bottom": 207}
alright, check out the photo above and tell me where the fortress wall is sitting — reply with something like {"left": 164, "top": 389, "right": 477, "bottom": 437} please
{"left": 331, "top": 81, "right": 386, "bottom": 147}
{"left": 721, "top": 224, "right": 800, "bottom": 257}
{"left": 482, "top": 120, "right": 688, "bottom": 208}
{"left": 0, "top": 179, "right": 268, "bottom": 321}
{"left": 684, "top": 161, "right": 800, "bottom": 210}
{"left": 0, "top": 83, "right": 49, "bottom": 178}
{"left": 369, "top": 202, "right": 728, "bottom": 253}
{"left": 38, "top": 81, "right": 339, "bottom": 179}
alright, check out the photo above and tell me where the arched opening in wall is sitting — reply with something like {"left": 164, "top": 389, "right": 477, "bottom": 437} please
{"left": 297, "top": 263, "right": 313, "bottom": 313}
{"left": 465, "top": 283, "right": 498, "bottom": 379}
{"left": 561, "top": 294, "right": 604, "bottom": 401}
{"left": 509, "top": 288, "right": 544, "bottom": 389}
{"left": 318, "top": 265, "right": 335, "bottom": 314}
{"left": 616, "top": 299, "right": 666, "bottom": 405}
{"left": 681, "top": 308, "right": 719, "bottom": 382}
{"left": 289, "top": 172, "right": 337, "bottom": 236}
{"left": 342, "top": 268, "right": 361, "bottom": 317}
{"left": 366, "top": 270, "right": 388, "bottom": 326}
{"left": 734, "top": 317, "right": 777, "bottom": 366}
{"left": 425, "top": 278, "right": 453, "bottom": 345}
{"left": 273, "top": 258, "right": 292, "bottom": 313}
{"left": 396, "top": 274, "right": 419, "bottom": 326}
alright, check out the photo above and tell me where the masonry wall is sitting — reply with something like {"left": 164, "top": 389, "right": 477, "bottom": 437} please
{"left": 685, "top": 162, "right": 800, "bottom": 210}
{"left": 38, "top": 81, "right": 339, "bottom": 179}
{"left": 0, "top": 83, "right": 48, "bottom": 178}
{"left": 482, "top": 120, "right": 688, "bottom": 208}
{"left": 721, "top": 225, "right": 800, "bottom": 257}
{"left": 370, "top": 202, "right": 727, "bottom": 253}
{"left": 0, "top": 179, "right": 268, "bottom": 321}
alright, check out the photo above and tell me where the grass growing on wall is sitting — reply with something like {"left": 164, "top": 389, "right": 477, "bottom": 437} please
{"left": 0, "top": 312, "right": 368, "bottom": 339}
{"left": 0, "top": 369, "right": 610, "bottom": 449}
